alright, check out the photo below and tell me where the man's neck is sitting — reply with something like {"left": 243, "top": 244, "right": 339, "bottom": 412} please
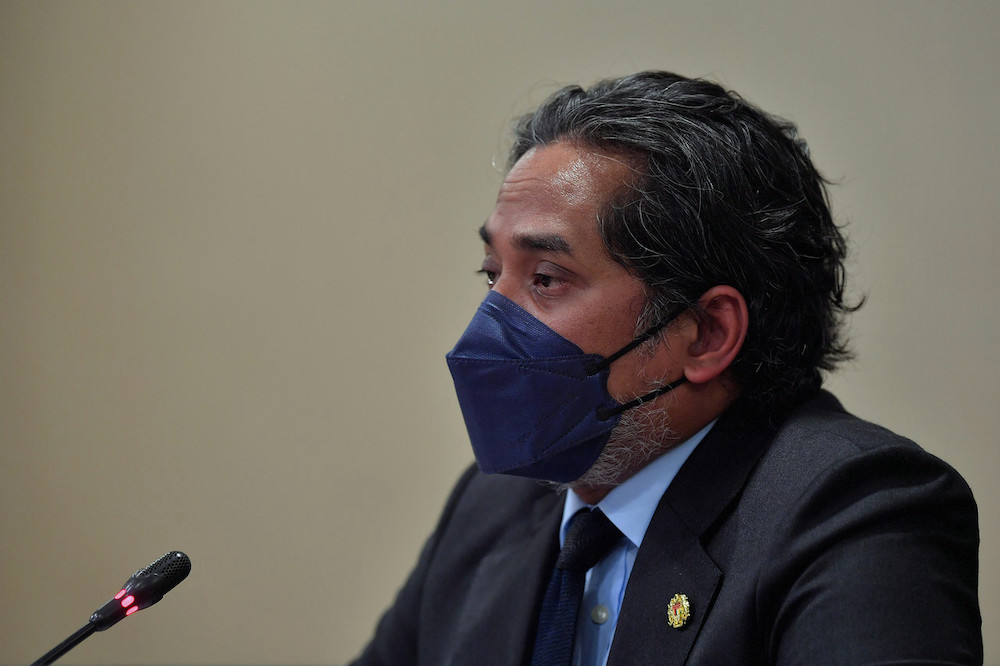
{"left": 570, "top": 441, "right": 676, "bottom": 504}
{"left": 571, "top": 484, "right": 616, "bottom": 506}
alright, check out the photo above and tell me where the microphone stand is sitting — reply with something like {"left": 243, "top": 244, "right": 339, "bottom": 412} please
{"left": 33, "top": 622, "right": 96, "bottom": 666}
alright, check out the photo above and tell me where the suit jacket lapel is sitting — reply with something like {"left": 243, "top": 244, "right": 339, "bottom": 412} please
{"left": 608, "top": 400, "right": 777, "bottom": 666}
{"left": 609, "top": 501, "right": 723, "bottom": 666}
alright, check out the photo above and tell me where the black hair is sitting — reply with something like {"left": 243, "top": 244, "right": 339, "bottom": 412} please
{"left": 510, "top": 71, "right": 861, "bottom": 415}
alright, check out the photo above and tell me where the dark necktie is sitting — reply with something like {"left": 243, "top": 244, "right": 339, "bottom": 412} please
{"left": 531, "top": 508, "right": 623, "bottom": 666}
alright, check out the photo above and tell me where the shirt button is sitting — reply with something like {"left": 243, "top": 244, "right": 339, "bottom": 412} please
{"left": 590, "top": 604, "right": 610, "bottom": 625}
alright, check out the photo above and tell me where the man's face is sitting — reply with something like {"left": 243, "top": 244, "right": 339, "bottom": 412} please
{"left": 478, "top": 141, "right": 657, "bottom": 403}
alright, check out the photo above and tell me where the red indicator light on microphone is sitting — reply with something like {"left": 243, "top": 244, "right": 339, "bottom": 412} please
{"left": 114, "top": 589, "right": 127, "bottom": 600}
{"left": 126, "top": 605, "right": 139, "bottom": 616}
{"left": 120, "top": 595, "right": 135, "bottom": 608}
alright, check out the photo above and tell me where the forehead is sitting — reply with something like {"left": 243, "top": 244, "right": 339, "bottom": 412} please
{"left": 499, "top": 142, "right": 633, "bottom": 210}
{"left": 485, "top": 142, "right": 635, "bottom": 244}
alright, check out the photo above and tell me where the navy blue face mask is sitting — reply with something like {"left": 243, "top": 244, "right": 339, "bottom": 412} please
{"left": 445, "top": 290, "right": 687, "bottom": 483}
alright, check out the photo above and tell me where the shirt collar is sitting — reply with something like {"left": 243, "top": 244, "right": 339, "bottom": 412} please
{"left": 561, "top": 419, "right": 716, "bottom": 548}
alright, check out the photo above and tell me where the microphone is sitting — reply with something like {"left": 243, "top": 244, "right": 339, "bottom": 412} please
{"left": 90, "top": 550, "right": 192, "bottom": 630}
{"left": 33, "top": 550, "right": 191, "bottom": 665}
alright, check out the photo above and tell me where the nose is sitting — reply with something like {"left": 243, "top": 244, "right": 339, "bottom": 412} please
{"left": 489, "top": 274, "right": 531, "bottom": 313}
{"left": 490, "top": 274, "right": 514, "bottom": 299}
{"left": 489, "top": 274, "right": 549, "bottom": 323}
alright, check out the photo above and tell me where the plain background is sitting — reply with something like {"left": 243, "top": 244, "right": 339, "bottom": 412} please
{"left": 1, "top": 2, "right": 997, "bottom": 663}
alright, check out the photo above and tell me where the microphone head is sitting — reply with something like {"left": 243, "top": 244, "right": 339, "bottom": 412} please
{"left": 90, "top": 551, "right": 192, "bottom": 631}
{"left": 130, "top": 550, "right": 192, "bottom": 600}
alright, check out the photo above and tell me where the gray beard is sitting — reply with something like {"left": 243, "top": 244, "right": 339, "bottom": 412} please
{"left": 542, "top": 402, "right": 677, "bottom": 493}
{"left": 545, "top": 327, "right": 680, "bottom": 494}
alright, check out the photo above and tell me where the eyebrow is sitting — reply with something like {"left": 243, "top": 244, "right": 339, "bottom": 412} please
{"left": 478, "top": 225, "right": 573, "bottom": 255}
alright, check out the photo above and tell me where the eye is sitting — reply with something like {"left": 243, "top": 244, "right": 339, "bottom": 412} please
{"left": 476, "top": 268, "right": 497, "bottom": 287}
{"left": 532, "top": 272, "right": 566, "bottom": 292}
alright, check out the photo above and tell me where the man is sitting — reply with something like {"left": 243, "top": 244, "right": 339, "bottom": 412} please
{"left": 351, "top": 72, "right": 981, "bottom": 665}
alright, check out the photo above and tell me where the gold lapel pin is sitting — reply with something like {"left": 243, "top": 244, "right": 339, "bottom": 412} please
{"left": 667, "top": 593, "right": 691, "bottom": 629}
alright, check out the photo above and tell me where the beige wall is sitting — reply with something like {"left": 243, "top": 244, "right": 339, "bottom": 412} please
{"left": 1, "top": 2, "right": 996, "bottom": 663}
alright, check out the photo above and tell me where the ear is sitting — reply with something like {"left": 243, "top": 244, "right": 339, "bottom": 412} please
{"left": 683, "top": 285, "right": 748, "bottom": 385}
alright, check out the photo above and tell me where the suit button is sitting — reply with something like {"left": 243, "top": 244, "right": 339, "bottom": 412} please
{"left": 590, "top": 604, "right": 610, "bottom": 624}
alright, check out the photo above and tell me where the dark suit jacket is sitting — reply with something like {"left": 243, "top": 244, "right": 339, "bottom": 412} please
{"left": 352, "top": 392, "right": 981, "bottom": 665}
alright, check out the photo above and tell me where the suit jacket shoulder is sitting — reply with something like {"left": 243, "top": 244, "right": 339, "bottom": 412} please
{"left": 350, "top": 466, "right": 563, "bottom": 666}
{"left": 611, "top": 391, "right": 982, "bottom": 665}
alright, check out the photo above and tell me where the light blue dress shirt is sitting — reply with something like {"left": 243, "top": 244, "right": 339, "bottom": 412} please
{"left": 559, "top": 420, "right": 716, "bottom": 666}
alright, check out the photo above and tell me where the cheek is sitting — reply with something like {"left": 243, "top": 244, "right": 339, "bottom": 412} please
{"left": 546, "top": 306, "right": 630, "bottom": 353}
{"left": 605, "top": 354, "right": 647, "bottom": 403}
{"left": 556, "top": 308, "right": 637, "bottom": 358}
{"left": 573, "top": 290, "right": 649, "bottom": 354}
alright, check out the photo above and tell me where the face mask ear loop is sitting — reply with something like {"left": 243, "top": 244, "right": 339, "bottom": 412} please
{"left": 584, "top": 306, "right": 688, "bottom": 377}
{"left": 595, "top": 376, "right": 688, "bottom": 421}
